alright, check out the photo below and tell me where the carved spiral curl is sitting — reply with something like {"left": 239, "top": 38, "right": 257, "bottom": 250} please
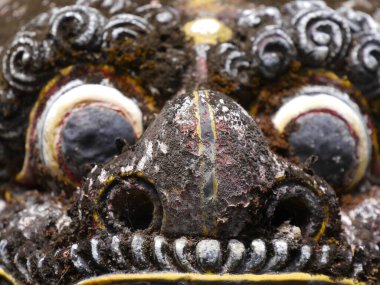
{"left": 292, "top": 8, "right": 351, "bottom": 66}
{"left": 337, "top": 8, "right": 380, "bottom": 34}
{"left": 251, "top": 27, "right": 296, "bottom": 79}
{"left": 283, "top": 0, "right": 327, "bottom": 18}
{"left": 348, "top": 33, "right": 380, "bottom": 99}
{"left": 102, "top": 14, "right": 153, "bottom": 48}
{"left": 76, "top": 0, "right": 132, "bottom": 15}
{"left": 237, "top": 7, "right": 282, "bottom": 29}
{"left": 217, "top": 43, "right": 250, "bottom": 80}
{"left": 2, "top": 31, "right": 46, "bottom": 92}
{"left": 49, "top": 5, "right": 105, "bottom": 52}
{"left": 136, "top": 4, "right": 180, "bottom": 30}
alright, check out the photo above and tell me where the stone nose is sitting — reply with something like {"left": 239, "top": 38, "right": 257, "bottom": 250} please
{"left": 117, "top": 89, "right": 277, "bottom": 238}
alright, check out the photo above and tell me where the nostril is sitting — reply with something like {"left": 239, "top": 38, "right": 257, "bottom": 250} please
{"left": 101, "top": 177, "right": 162, "bottom": 233}
{"left": 108, "top": 187, "right": 154, "bottom": 231}
{"left": 266, "top": 183, "right": 324, "bottom": 238}
{"left": 272, "top": 196, "right": 311, "bottom": 231}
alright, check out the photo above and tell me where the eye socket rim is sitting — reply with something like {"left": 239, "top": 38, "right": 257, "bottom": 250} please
{"left": 16, "top": 64, "right": 157, "bottom": 189}
{"left": 98, "top": 176, "right": 163, "bottom": 233}
{"left": 40, "top": 83, "right": 143, "bottom": 182}
{"left": 17, "top": 83, "right": 145, "bottom": 187}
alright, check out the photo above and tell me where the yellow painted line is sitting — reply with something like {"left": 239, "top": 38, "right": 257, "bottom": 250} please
{"left": 0, "top": 267, "right": 18, "bottom": 285}
{"left": 314, "top": 204, "right": 329, "bottom": 241}
{"left": 77, "top": 272, "right": 364, "bottom": 285}
{"left": 193, "top": 90, "right": 208, "bottom": 236}
{"left": 93, "top": 212, "right": 106, "bottom": 230}
{"left": 194, "top": 90, "right": 204, "bottom": 156}
{"left": 205, "top": 90, "right": 218, "bottom": 199}
{"left": 205, "top": 90, "right": 218, "bottom": 237}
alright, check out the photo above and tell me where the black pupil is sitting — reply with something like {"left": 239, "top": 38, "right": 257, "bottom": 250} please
{"left": 287, "top": 111, "right": 358, "bottom": 188}
{"left": 60, "top": 105, "right": 136, "bottom": 179}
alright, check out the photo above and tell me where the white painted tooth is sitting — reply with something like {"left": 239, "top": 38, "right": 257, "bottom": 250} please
{"left": 174, "top": 237, "right": 197, "bottom": 273}
{"left": 131, "top": 234, "right": 149, "bottom": 268}
{"left": 196, "top": 239, "right": 222, "bottom": 273}
{"left": 153, "top": 236, "right": 174, "bottom": 270}
{"left": 0, "top": 240, "right": 10, "bottom": 266}
{"left": 26, "top": 255, "right": 34, "bottom": 275}
{"left": 111, "top": 235, "right": 127, "bottom": 267}
{"left": 295, "top": 244, "right": 312, "bottom": 269}
{"left": 222, "top": 239, "right": 246, "bottom": 273}
{"left": 315, "top": 244, "right": 332, "bottom": 269}
{"left": 245, "top": 239, "right": 266, "bottom": 272}
{"left": 91, "top": 238, "right": 103, "bottom": 266}
{"left": 353, "top": 262, "right": 364, "bottom": 277}
{"left": 285, "top": 244, "right": 312, "bottom": 271}
{"left": 262, "top": 239, "right": 289, "bottom": 272}
{"left": 70, "top": 243, "right": 92, "bottom": 274}
{"left": 37, "top": 255, "right": 46, "bottom": 269}
{"left": 14, "top": 252, "right": 32, "bottom": 283}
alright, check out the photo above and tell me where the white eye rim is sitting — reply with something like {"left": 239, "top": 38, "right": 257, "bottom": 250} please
{"left": 37, "top": 83, "right": 143, "bottom": 180}
{"left": 272, "top": 85, "right": 371, "bottom": 188}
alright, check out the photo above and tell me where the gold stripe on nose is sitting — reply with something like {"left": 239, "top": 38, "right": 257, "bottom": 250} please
{"left": 193, "top": 90, "right": 219, "bottom": 236}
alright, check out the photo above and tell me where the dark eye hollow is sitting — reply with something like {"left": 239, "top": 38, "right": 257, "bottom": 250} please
{"left": 59, "top": 105, "right": 137, "bottom": 180}
{"left": 266, "top": 183, "right": 324, "bottom": 238}
{"left": 103, "top": 177, "right": 162, "bottom": 232}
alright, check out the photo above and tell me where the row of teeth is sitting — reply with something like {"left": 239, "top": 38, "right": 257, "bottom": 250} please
{"left": 66, "top": 233, "right": 359, "bottom": 277}
{"left": 3, "top": 233, "right": 355, "bottom": 284}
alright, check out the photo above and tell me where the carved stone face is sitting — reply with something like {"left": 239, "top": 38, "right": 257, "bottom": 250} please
{"left": 85, "top": 89, "right": 339, "bottom": 240}
{"left": 0, "top": 1, "right": 379, "bottom": 285}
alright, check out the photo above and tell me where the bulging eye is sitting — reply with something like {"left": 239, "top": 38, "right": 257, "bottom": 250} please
{"left": 272, "top": 85, "right": 371, "bottom": 192}
{"left": 41, "top": 84, "right": 142, "bottom": 181}
{"left": 17, "top": 65, "right": 155, "bottom": 189}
